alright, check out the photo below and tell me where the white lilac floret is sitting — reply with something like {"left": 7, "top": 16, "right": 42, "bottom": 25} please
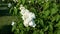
{"left": 20, "top": 4, "right": 36, "bottom": 27}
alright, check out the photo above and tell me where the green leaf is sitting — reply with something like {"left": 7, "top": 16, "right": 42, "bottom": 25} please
{"left": 51, "top": 16, "right": 56, "bottom": 22}
{"left": 50, "top": 8, "right": 58, "bottom": 15}
{"left": 40, "top": 30, "right": 44, "bottom": 34}
{"left": 50, "top": 3, "right": 58, "bottom": 15}
{"left": 30, "top": 7, "right": 36, "bottom": 13}
{"left": 55, "top": 21, "right": 60, "bottom": 27}
{"left": 13, "top": 7, "right": 18, "bottom": 15}
{"left": 42, "top": 10, "right": 50, "bottom": 18}
{"left": 22, "top": 0, "right": 25, "bottom": 4}
{"left": 43, "top": 2, "right": 50, "bottom": 10}
{"left": 9, "top": 7, "right": 13, "bottom": 14}
{"left": 49, "top": 24, "right": 53, "bottom": 31}
{"left": 26, "top": 27, "right": 30, "bottom": 31}
{"left": 31, "top": 0, "right": 34, "bottom": 4}
{"left": 40, "top": 19, "right": 44, "bottom": 26}
{"left": 55, "top": 15, "right": 60, "bottom": 22}
{"left": 54, "top": 30, "right": 60, "bottom": 34}
{"left": 20, "top": 30, "right": 24, "bottom": 34}
{"left": 48, "top": 24, "right": 53, "bottom": 34}
{"left": 44, "top": 26, "right": 49, "bottom": 31}
{"left": 33, "top": 31, "right": 37, "bottom": 34}
{"left": 12, "top": 25, "right": 16, "bottom": 32}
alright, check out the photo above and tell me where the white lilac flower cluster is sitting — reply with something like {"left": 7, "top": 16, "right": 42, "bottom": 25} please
{"left": 20, "top": 5, "right": 36, "bottom": 27}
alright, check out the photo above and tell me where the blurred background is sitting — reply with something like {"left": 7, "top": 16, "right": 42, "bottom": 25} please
{"left": 0, "top": 0, "right": 16, "bottom": 34}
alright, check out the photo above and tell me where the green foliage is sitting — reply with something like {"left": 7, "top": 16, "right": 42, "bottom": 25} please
{"left": 10, "top": 0, "right": 60, "bottom": 34}
{"left": 21, "top": 0, "right": 25, "bottom": 4}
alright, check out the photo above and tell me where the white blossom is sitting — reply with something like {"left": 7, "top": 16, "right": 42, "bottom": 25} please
{"left": 20, "top": 4, "right": 25, "bottom": 10}
{"left": 29, "top": 12, "right": 36, "bottom": 19}
{"left": 23, "top": 20, "right": 29, "bottom": 27}
{"left": 11, "top": 21, "right": 15, "bottom": 26}
{"left": 29, "top": 20, "right": 36, "bottom": 27}
{"left": 20, "top": 5, "right": 36, "bottom": 27}
{"left": 8, "top": 3, "right": 12, "bottom": 8}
